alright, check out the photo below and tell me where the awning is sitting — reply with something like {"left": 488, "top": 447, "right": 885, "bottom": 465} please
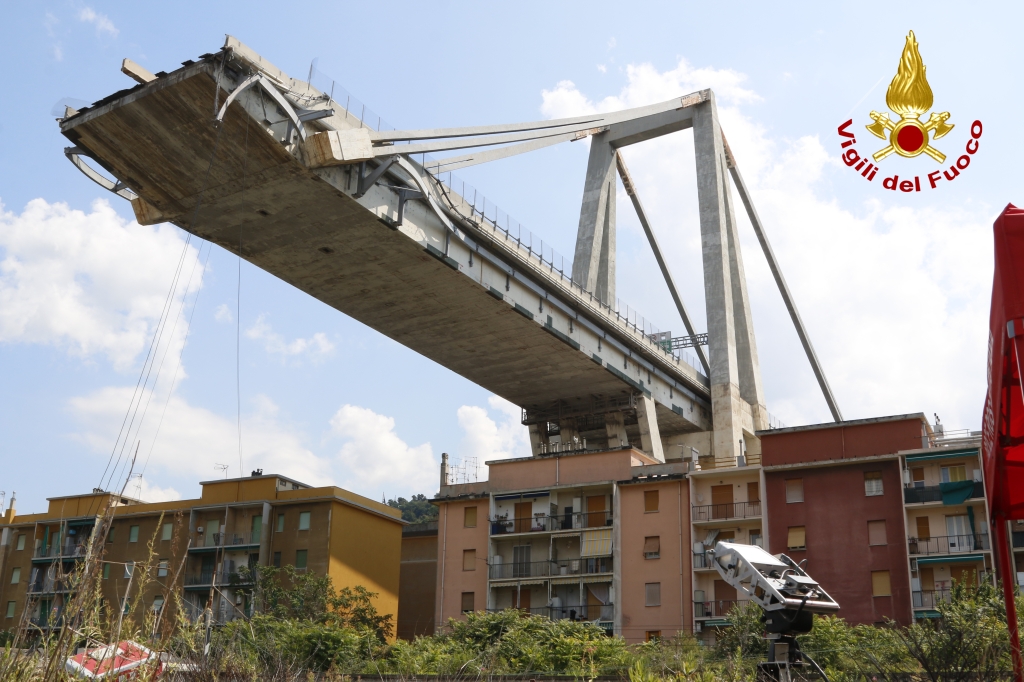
{"left": 916, "top": 554, "right": 985, "bottom": 565}
{"left": 550, "top": 577, "right": 581, "bottom": 585}
{"left": 581, "top": 529, "right": 612, "bottom": 557}
{"left": 494, "top": 491, "right": 549, "bottom": 501}
{"left": 905, "top": 449, "right": 979, "bottom": 464}
{"left": 940, "top": 481, "right": 976, "bottom": 505}
{"left": 551, "top": 532, "right": 580, "bottom": 539}
{"left": 582, "top": 576, "right": 612, "bottom": 584}
{"left": 703, "top": 619, "right": 731, "bottom": 627}
{"left": 914, "top": 610, "right": 942, "bottom": 618}
{"left": 493, "top": 579, "right": 546, "bottom": 587}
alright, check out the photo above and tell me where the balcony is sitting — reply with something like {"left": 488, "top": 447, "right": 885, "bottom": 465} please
{"left": 908, "top": 533, "right": 990, "bottom": 556}
{"left": 489, "top": 511, "right": 611, "bottom": 535}
{"left": 691, "top": 501, "right": 761, "bottom": 522}
{"left": 903, "top": 482, "right": 984, "bottom": 504}
{"left": 191, "top": 531, "right": 261, "bottom": 549}
{"left": 489, "top": 557, "right": 612, "bottom": 580}
{"left": 184, "top": 571, "right": 252, "bottom": 587}
{"left": 913, "top": 589, "right": 952, "bottom": 609}
{"left": 486, "top": 604, "right": 614, "bottom": 632}
{"left": 33, "top": 542, "right": 89, "bottom": 560}
{"left": 694, "top": 599, "right": 743, "bottom": 618}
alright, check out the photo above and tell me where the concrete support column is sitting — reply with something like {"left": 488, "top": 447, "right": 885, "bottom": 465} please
{"left": 257, "top": 502, "right": 272, "bottom": 566}
{"left": 604, "top": 413, "right": 629, "bottom": 449}
{"left": 572, "top": 133, "right": 617, "bottom": 305}
{"left": 559, "top": 419, "right": 580, "bottom": 447}
{"left": 636, "top": 395, "right": 665, "bottom": 463}
{"left": 693, "top": 94, "right": 748, "bottom": 467}
{"left": 528, "top": 424, "right": 550, "bottom": 456}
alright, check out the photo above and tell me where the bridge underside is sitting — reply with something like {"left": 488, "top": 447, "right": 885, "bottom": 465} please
{"left": 61, "top": 63, "right": 709, "bottom": 443}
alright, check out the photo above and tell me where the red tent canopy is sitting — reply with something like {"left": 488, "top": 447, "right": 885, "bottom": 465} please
{"left": 983, "top": 202, "right": 1024, "bottom": 682}
{"left": 983, "top": 203, "right": 1024, "bottom": 520}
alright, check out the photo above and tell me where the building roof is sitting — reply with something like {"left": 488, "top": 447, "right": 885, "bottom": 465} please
{"left": 756, "top": 412, "right": 927, "bottom": 437}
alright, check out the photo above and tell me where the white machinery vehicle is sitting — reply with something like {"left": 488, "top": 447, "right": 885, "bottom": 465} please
{"left": 708, "top": 542, "right": 840, "bottom": 681}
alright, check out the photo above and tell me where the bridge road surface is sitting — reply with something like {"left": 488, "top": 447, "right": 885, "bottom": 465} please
{"left": 58, "top": 42, "right": 712, "bottom": 454}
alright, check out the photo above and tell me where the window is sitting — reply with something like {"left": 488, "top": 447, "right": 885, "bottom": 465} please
{"left": 102, "top": 563, "right": 110, "bottom": 580}
{"left": 644, "top": 490, "right": 660, "bottom": 512}
{"left": 122, "top": 598, "right": 131, "bottom": 615}
{"left": 108, "top": 527, "right": 115, "bottom": 543}
{"left": 129, "top": 525, "right": 140, "bottom": 543}
{"left": 298, "top": 512, "right": 311, "bottom": 531}
{"left": 911, "top": 467, "right": 925, "bottom": 489}
{"left": 152, "top": 596, "right": 164, "bottom": 613}
{"left": 941, "top": 465, "right": 967, "bottom": 483}
{"left": 871, "top": 570, "right": 891, "bottom": 597}
{"left": 864, "top": 471, "right": 884, "bottom": 496}
{"left": 785, "top": 479, "right": 804, "bottom": 503}
{"left": 464, "top": 506, "right": 477, "bottom": 528}
{"left": 868, "top": 520, "right": 887, "bottom": 546}
{"left": 161, "top": 523, "right": 172, "bottom": 541}
{"left": 915, "top": 516, "right": 931, "bottom": 540}
{"left": 295, "top": 549, "right": 308, "bottom": 569}
{"left": 645, "top": 582, "right": 661, "bottom": 607}
{"left": 787, "top": 526, "right": 806, "bottom": 550}
{"left": 5, "top": 602, "right": 14, "bottom": 618}
{"left": 462, "top": 549, "right": 476, "bottom": 571}
{"left": 461, "top": 592, "right": 475, "bottom": 613}
{"left": 277, "top": 514, "right": 285, "bottom": 533}
{"left": 125, "top": 561, "right": 135, "bottom": 578}
{"left": 643, "top": 536, "right": 661, "bottom": 559}
{"left": 646, "top": 631, "right": 662, "bottom": 642}
{"left": 273, "top": 552, "right": 282, "bottom": 568}
{"left": 749, "top": 529, "right": 763, "bottom": 547}
{"left": 157, "top": 560, "right": 169, "bottom": 577}
{"left": 16, "top": 535, "right": 25, "bottom": 551}
{"left": 10, "top": 568, "right": 20, "bottom": 585}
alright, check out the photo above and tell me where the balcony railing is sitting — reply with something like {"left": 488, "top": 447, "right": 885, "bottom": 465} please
{"left": 192, "top": 531, "right": 261, "bottom": 548}
{"left": 34, "top": 543, "right": 89, "bottom": 559}
{"left": 913, "top": 589, "right": 953, "bottom": 609}
{"left": 903, "top": 482, "right": 984, "bottom": 504}
{"left": 1012, "top": 530, "right": 1024, "bottom": 548}
{"left": 185, "top": 571, "right": 252, "bottom": 587}
{"left": 489, "top": 557, "right": 612, "bottom": 580}
{"left": 487, "top": 603, "right": 614, "bottom": 624}
{"left": 908, "top": 533, "right": 990, "bottom": 555}
{"left": 694, "top": 599, "right": 742, "bottom": 618}
{"left": 489, "top": 511, "right": 611, "bottom": 535}
{"left": 691, "top": 501, "right": 761, "bottom": 522}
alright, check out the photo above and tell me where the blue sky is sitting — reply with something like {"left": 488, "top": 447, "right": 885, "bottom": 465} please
{"left": 1, "top": 2, "right": 1020, "bottom": 514}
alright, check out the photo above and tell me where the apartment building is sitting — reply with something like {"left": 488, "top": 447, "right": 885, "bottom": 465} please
{"left": 398, "top": 520, "right": 438, "bottom": 639}
{"left": 759, "top": 414, "right": 995, "bottom": 627}
{"left": 0, "top": 473, "right": 403, "bottom": 638}
{"left": 431, "top": 411, "right": 1014, "bottom": 645}
{"left": 434, "top": 446, "right": 690, "bottom": 643}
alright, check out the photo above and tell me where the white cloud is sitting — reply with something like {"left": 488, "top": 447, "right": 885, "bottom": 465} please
{"left": 70, "top": 387, "right": 332, "bottom": 493}
{"left": 329, "top": 405, "right": 437, "bottom": 495}
{"left": 78, "top": 7, "right": 118, "bottom": 37}
{"left": 0, "top": 198, "right": 202, "bottom": 372}
{"left": 214, "top": 303, "right": 233, "bottom": 323}
{"left": 597, "top": 64, "right": 607, "bottom": 74}
{"left": 539, "top": 60, "right": 992, "bottom": 430}
{"left": 607, "top": 37, "right": 617, "bottom": 49}
{"left": 129, "top": 476, "right": 181, "bottom": 503}
{"left": 245, "top": 313, "right": 334, "bottom": 360}
{"left": 456, "top": 395, "right": 532, "bottom": 475}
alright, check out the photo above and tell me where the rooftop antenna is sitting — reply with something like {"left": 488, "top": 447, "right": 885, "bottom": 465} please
{"left": 214, "top": 463, "right": 229, "bottom": 479}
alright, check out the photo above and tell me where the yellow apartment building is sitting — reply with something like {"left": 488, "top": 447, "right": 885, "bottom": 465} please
{"left": 0, "top": 473, "right": 403, "bottom": 638}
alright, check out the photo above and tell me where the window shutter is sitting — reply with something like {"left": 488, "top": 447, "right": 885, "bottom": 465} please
{"left": 645, "top": 582, "right": 661, "bottom": 606}
{"left": 871, "top": 570, "right": 891, "bottom": 596}
{"left": 787, "top": 526, "right": 806, "bottom": 549}
{"left": 643, "top": 536, "right": 660, "bottom": 558}
{"left": 868, "top": 520, "right": 887, "bottom": 546}
{"left": 644, "top": 490, "right": 659, "bottom": 512}
{"left": 464, "top": 506, "right": 477, "bottom": 528}
{"left": 785, "top": 479, "right": 804, "bottom": 503}
{"left": 463, "top": 549, "right": 476, "bottom": 571}
{"left": 461, "top": 592, "right": 474, "bottom": 613}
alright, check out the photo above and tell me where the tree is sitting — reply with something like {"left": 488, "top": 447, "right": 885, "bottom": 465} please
{"left": 387, "top": 494, "right": 438, "bottom": 523}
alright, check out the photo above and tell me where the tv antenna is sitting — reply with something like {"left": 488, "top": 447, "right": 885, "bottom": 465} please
{"left": 214, "top": 463, "right": 229, "bottom": 479}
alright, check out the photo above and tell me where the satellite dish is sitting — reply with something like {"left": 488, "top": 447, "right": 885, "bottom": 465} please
{"left": 50, "top": 97, "right": 90, "bottom": 119}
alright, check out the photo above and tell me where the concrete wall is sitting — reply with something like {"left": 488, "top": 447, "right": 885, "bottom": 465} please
{"left": 435, "top": 498, "right": 489, "bottom": 627}
{"left": 765, "top": 460, "right": 912, "bottom": 626}
{"left": 761, "top": 416, "right": 926, "bottom": 467}
{"left": 617, "top": 479, "right": 689, "bottom": 641}
{"left": 487, "top": 449, "right": 655, "bottom": 492}
{"left": 398, "top": 533, "right": 437, "bottom": 639}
